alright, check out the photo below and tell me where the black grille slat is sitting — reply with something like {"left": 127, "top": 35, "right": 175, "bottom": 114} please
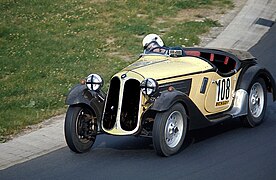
{"left": 103, "top": 77, "right": 120, "bottom": 130}
{"left": 120, "top": 79, "right": 140, "bottom": 131}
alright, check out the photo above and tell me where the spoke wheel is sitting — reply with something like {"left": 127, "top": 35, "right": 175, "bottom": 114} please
{"left": 65, "top": 105, "right": 97, "bottom": 153}
{"left": 153, "top": 103, "right": 187, "bottom": 157}
{"left": 241, "top": 78, "right": 267, "bottom": 128}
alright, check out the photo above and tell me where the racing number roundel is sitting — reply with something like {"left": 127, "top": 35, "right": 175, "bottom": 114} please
{"left": 215, "top": 77, "right": 231, "bottom": 106}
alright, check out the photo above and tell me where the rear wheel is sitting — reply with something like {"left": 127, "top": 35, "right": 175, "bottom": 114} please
{"left": 64, "top": 105, "right": 97, "bottom": 153}
{"left": 241, "top": 78, "right": 267, "bottom": 127}
{"left": 152, "top": 103, "right": 187, "bottom": 156}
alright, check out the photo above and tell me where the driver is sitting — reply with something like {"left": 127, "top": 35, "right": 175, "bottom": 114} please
{"left": 142, "top": 34, "right": 165, "bottom": 53}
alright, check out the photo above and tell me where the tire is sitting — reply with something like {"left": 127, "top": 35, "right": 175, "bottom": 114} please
{"left": 64, "top": 105, "right": 97, "bottom": 153}
{"left": 152, "top": 103, "right": 187, "bottom": 157}
{"left": 241, "top": 78, "right": 267, "bottom": 128}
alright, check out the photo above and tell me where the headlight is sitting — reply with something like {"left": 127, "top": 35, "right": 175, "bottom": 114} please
{"left": 140, "top": 78, "right": 158, "bottom": 96}
{"left": 86, "top": 74, "right": 103, "bottom": 91}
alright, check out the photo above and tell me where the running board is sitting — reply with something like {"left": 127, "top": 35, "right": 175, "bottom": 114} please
{"left": 207, "top": 114, "right": 232, "bottom": 124}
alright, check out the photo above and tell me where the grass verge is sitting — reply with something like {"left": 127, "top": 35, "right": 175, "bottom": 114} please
{"left": 0, "top": 0, "right": 233, "bottom": 142}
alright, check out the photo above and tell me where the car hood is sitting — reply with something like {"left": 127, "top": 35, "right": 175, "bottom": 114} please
{"left": 123, "top": 55, "right": 213, "bottom": 80}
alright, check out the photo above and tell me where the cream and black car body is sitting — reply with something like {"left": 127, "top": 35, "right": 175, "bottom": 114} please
{"left": 65, "top": 46, "right": 276, "bottom": 156}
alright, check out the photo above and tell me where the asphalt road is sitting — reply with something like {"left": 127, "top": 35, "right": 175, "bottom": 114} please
{"left": 1, "top": 25, "right": 276, "bottom": 180}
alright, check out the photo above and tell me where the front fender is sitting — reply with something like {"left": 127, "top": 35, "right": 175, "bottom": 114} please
{"left": 66, "top": 84, "right": 88, "bottom": 105}
{"left": 237, "top": 65, "right": 276, "bottom": 101}
{"left": 65, "top": 84, "right": 106, "bottom": 121}
{"left": 149, "top": 90, "right": 215, "bottom": 130}
{"left": 150, "top": 90, "right": 188, "bottom": 112}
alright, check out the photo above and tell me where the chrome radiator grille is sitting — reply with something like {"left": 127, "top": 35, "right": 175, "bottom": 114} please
{"left": 103, "top": 77, "right": 140, "bottom": 131}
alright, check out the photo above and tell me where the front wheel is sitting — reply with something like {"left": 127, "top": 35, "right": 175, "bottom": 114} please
{"left": 64, "top": 105, "right": 97, "bottom": 153}
{"left": 152, "top": 103, "right": 188, "bottom": 157}
{"left": 241, "top": 78, "right": 267, "bottom": 128}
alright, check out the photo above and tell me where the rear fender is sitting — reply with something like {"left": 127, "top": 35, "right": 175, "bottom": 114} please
{"left": 237, "top": 65, "right": 276, "bottom": 101}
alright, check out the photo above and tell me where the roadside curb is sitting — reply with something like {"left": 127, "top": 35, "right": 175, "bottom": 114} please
{"left": 206, "top": 0, "right": 276, "bottom": 50}
{"left": 1, "top": 0, "right": 275, "bottom": 170}
{"left": 0, "top": 115, "right": 66, "bottom": 170}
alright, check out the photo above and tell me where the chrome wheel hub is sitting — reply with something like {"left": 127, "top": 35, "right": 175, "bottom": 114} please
{"left": 249, "top": 82, "right": 264, "bottom": 118}
{"left": 165, "top": 111, "right": 183, "bottom": 148}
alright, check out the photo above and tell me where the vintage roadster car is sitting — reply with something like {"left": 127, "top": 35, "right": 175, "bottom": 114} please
{"left": 64, "top": 34, "right": 276, "bottom": 156}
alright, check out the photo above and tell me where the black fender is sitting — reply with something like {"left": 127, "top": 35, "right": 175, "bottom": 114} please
{"left": 150, "top": 90, "right": 188, "bottom": 112}
{"left": 65, "top": 84, "right": 106, "bottom": 130}
{"left": 237, "top": 65, "right": 276, "bottom": 101}
{"left": 150, "top": 90, "right": 215, "bottom": 130}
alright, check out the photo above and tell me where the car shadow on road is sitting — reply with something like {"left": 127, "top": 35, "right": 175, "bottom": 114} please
{"left": 93, "top": 118, "right": 243, "bottom": 154}
{"left": 178, "top": 117, "right": 243, "bottom": 153}
{"left": 190, "top": 118, "right": 242, "bottom": 142}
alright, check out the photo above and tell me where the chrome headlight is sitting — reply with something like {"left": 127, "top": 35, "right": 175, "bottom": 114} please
{"left": 140, "top": 78, "right": 158, "bottom": 96}
{"left": 86, "top": 74, "right": 103, "bottom": 91}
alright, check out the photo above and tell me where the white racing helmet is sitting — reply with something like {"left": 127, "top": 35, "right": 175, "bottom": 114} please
{"left": 142, "top": 34, "right": 164, "bottom": 49}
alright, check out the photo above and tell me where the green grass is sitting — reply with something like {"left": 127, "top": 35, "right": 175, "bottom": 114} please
{"left": 0, "top": 0, "right": 233, "bottom": 142}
